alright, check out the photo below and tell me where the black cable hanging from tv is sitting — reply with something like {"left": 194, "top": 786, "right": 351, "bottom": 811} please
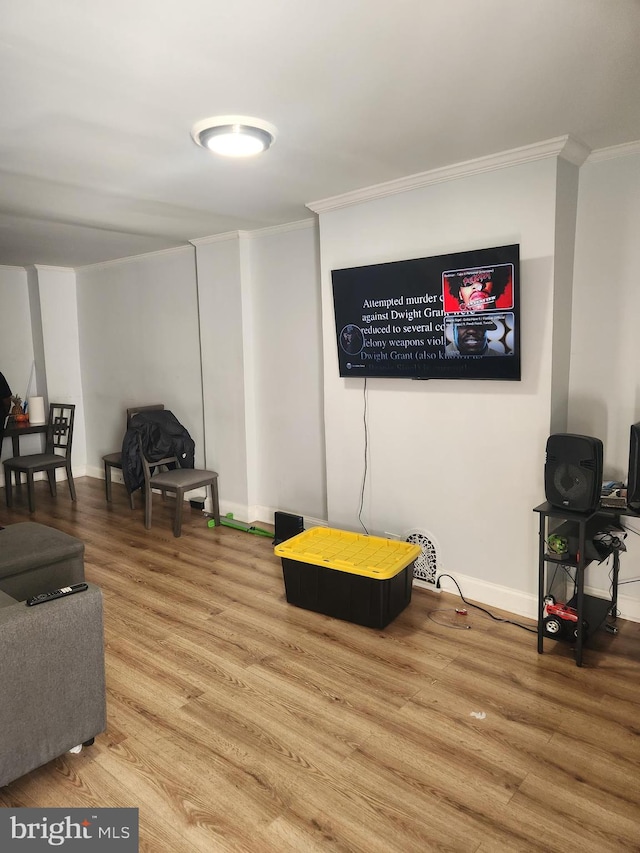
{"left": 358, "top": 377, "right": 369, "bottom": 535}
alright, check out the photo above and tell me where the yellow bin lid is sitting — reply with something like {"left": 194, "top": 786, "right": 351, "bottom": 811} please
{"left": 274, "top": 527, "right": 421, "bottom": 580}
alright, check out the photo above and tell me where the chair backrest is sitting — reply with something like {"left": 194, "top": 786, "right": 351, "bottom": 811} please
{"left": 46, "top": 403, "right": 75, "bottom": 458}
{"left": 136, "top": 434, "right": 177, "bottom": 485}
{"left": 126, "top": 404, "right": 164, "bottom": 427}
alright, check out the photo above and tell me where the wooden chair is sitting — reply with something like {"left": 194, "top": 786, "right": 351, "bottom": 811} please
{"left": 3, "top": 403, "right": 76, "bottom": 513}
{"left": 102, "top": 404, "right": 164, "bottom": 508}
{"left": 138, "top": 435, "right": 220, "bottom": 537}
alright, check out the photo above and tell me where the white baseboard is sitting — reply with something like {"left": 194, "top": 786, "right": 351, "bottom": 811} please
{"left": 86, "top": 464, "right": 106, "bottom": 480}
{"left": 413, "top": 578, "right": 440, "bottom": 593}
{"left": 77, "top": 484, "right": 327, "bottom": 529}
{"left": 435, "top": 571, "right": 538, "bottom": 622}
{"left": 434, "top": 570, "right": 640, "bottom": 625}
{"left": 0, "top": 467, "right": 87, "bottom": 488}
{"left": 585, "top": 583, "right": 640, "bottom": 623}
{"left": 252, "top": 504, "right": 328, "bottom": 529}
{"left": 88, "top": 465, "right": 210, "bottom": 509}
{"left": 24, "top": 473, "right": 640, "bottom": 624}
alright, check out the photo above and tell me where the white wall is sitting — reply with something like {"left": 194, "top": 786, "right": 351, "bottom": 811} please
{"left": 569, "top": 150, "right": 640, "bottom": 472}
{"left": 0, "top": 266, "right": 38, "bottom": 477}
{"left": 248, "top": 222, "right": 326, "bottom": 523}
{"left": 76, "top": 247, "right": 204, "bottom": 476}
{"left": 45, "top": 226, "right": 327, "bottom": 526}
{"left": 194, "top": 234, "right": 250, "bottom": 517}
{"left": 0, "top": 266, "right": 34, "bottom": 407}
{"left": 4, "top": 141, "right": 639, "bottom": 621}
{"left": 317, "top": 158, "right": 564, "bottom": 614}
{"left": 26, "top": 266, "right": 47, "bottom": 404}
{"left": 550, "top": 157, "right": 580, "bottom": 433}
{"left": 0, "top": 264, "right": 86, "bottom": 480}
{"left": 569, "top": 149, "right": 640, "bottom": 615}
{"left": 33, "top": 266, "right": 87, "bottom": 473}
{"left": 194, "top": 223, "right": 326, "bottom": 524}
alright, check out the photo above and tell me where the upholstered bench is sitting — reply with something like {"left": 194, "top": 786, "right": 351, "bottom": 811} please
{"left": 0, "top": 521, "right": 85, "bottom": 601}
{"left": 0, "top": 582, "right": 106, "bottom": 788}
{"left": 0, "top": 521, "right": 105, "bottom": 788}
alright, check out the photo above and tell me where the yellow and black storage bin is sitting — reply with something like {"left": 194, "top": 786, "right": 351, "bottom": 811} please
{"left": 274, "top": 527, "right": 421, "bottom": 628}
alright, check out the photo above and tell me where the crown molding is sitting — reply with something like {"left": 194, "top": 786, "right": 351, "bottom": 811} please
{"left": 245, "top": 217, "right": 317, "bottom": 238}
{"left": 586, "top": 140, "right": 640, "bottom": 163}
{"left": 32, "top": 264, "right": 76, "bottom": 272}
{"left": 190, "top": 217, "right": 316, "bottom": 246}
{"left": 0, "top": 264, "right": 29, "bottom": 273}
{"left": 559, "top": 136, "right": 592, "bottom": 166}
{"left": 189, "top": 230, "right": 246, "bottom": 246}
{"left": 75, "top": 243, "right": 192, "bottom": 272}
{"left": 307, "top": 135, "right": 591, "bottom": 214}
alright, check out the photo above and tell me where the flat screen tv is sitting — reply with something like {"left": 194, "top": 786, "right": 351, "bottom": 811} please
{"left": 331, "top": 243, "right": 520, "bottom": 380}
{"left": 627, "top": 421, "right": 640, "bottom": 512}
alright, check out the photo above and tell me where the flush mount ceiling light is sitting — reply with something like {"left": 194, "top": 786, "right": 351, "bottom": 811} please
{"left": 191, "top": 115, "right": 277, "bottom": 157}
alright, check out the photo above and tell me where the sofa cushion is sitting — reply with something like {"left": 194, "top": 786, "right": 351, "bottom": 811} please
{"left": 0, "top": 588, "right": 16, "bottom": 609}
{"left": 0, "top": 522, "right": 85, "bottom": 601}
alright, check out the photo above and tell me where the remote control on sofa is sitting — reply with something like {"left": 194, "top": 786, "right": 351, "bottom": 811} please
{"left": 26, "top": 583, "right": 88, "bottom": 606}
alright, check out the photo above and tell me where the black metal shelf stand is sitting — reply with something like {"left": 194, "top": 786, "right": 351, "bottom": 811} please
{"left": 533, "top": 501, "right": 626, "bottom": 667}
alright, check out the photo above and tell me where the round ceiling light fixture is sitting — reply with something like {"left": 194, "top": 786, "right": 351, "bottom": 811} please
{"left": 191, "top": 115, "right": 277, "bottom": 157}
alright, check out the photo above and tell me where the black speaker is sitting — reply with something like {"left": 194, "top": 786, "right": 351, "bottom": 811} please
{"left": 273, "top": 512, "right": 304, "bottom": 546}
{"left": 544, "top": 433, "right": 603, "bottom": 512}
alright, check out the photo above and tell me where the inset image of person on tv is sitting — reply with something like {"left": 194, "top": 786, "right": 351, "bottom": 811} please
{"left": 339, "top": 323, "right": 364, "bottom": 355}
{"left": 445, "top": 314, "right": 515, "bottom": 358}
{"left": 442, "top": 263, "right": 514, "bottom": 314}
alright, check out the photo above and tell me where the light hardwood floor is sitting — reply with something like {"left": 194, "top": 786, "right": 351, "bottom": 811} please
{"left": 1, "top": 477, "right": 640, "bottom": 852}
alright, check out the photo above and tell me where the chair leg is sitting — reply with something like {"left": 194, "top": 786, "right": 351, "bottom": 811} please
{"left": 27, "top": 471, "right": 36, "bottom": 513}
{"left": 173, "top": 488, "right": 185, "bottom": 537}
{"left": 104, "top": 461, "right": 113, "bottom": 502}
{"left": 210, "top": 476, "right": 221, "bottom": 528}
{"left": 105, "top": 459, "right": 135, "bottom": 508}
{"left": 144, "top": 484, "right": 152, "bottom": 529}
{"left": 66, "top": 465, "right": 76, "bottom": 501}
{"left": 4, "top": 464, "right": 12, "bottom": 507}
{"left": 47, "top": 469, "right": 57, "bottom": 496}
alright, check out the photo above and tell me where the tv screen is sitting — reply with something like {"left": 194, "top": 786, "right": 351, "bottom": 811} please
{"left": 331, "top": 244, "right": 520, "bottom": 380}
{"left": 627, "top": 421, "right": 640, "bottom": 512}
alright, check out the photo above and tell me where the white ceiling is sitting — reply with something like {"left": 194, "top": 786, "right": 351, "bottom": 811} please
{"left": 1, "top": 0, "right": 640, "bottom": 269}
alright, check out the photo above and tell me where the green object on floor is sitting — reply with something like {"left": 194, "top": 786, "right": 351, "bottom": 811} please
{"left": 207, "top": 513, "right": 273, "bottom": 538}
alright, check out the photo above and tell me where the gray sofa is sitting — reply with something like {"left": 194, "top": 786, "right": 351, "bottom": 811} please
{"left": 0, "top": 522, "right": 107, "bottom": 788}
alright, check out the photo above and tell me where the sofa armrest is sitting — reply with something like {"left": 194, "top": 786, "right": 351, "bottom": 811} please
{"left": 0, "top": 588, "right": 16, "bottom": 609}
{"left": 0, "top": 583, "right": 107, "bottom": 788}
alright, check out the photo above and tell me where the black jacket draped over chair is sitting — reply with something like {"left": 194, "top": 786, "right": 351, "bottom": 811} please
{"left": 121, "top": 410, "right": 195, "bottom": 495}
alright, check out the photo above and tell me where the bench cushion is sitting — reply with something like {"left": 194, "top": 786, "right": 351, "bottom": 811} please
{"left": 0, "top": 522, "right": 85, "bottom": 601}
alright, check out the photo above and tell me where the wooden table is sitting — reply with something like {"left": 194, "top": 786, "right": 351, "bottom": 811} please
{"left": 2, "top": 421, "right": 48, "bottom": 457}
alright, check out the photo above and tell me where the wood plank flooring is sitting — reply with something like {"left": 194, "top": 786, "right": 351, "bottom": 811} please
{"left": 1, "top": 477, "right": 639, "bottom": 851}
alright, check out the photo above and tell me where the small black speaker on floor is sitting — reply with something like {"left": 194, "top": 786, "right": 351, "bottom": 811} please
{"left": 273, "top": 512, "right": 304, "bottom": 546}
{"left": 544, "top": 433, "right": 603, "bottom": 512}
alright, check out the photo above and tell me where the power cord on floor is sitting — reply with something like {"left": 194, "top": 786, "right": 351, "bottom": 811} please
{"left": 435, "top": 573, "right": 538, "bottom": 634}
{"left": 427, "top": 609, "right": 472, "bottom": 630}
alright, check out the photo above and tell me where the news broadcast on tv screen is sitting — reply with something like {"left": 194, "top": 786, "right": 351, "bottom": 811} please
{"left": 331, "top": 243, "right": 520, "bottom": 381}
